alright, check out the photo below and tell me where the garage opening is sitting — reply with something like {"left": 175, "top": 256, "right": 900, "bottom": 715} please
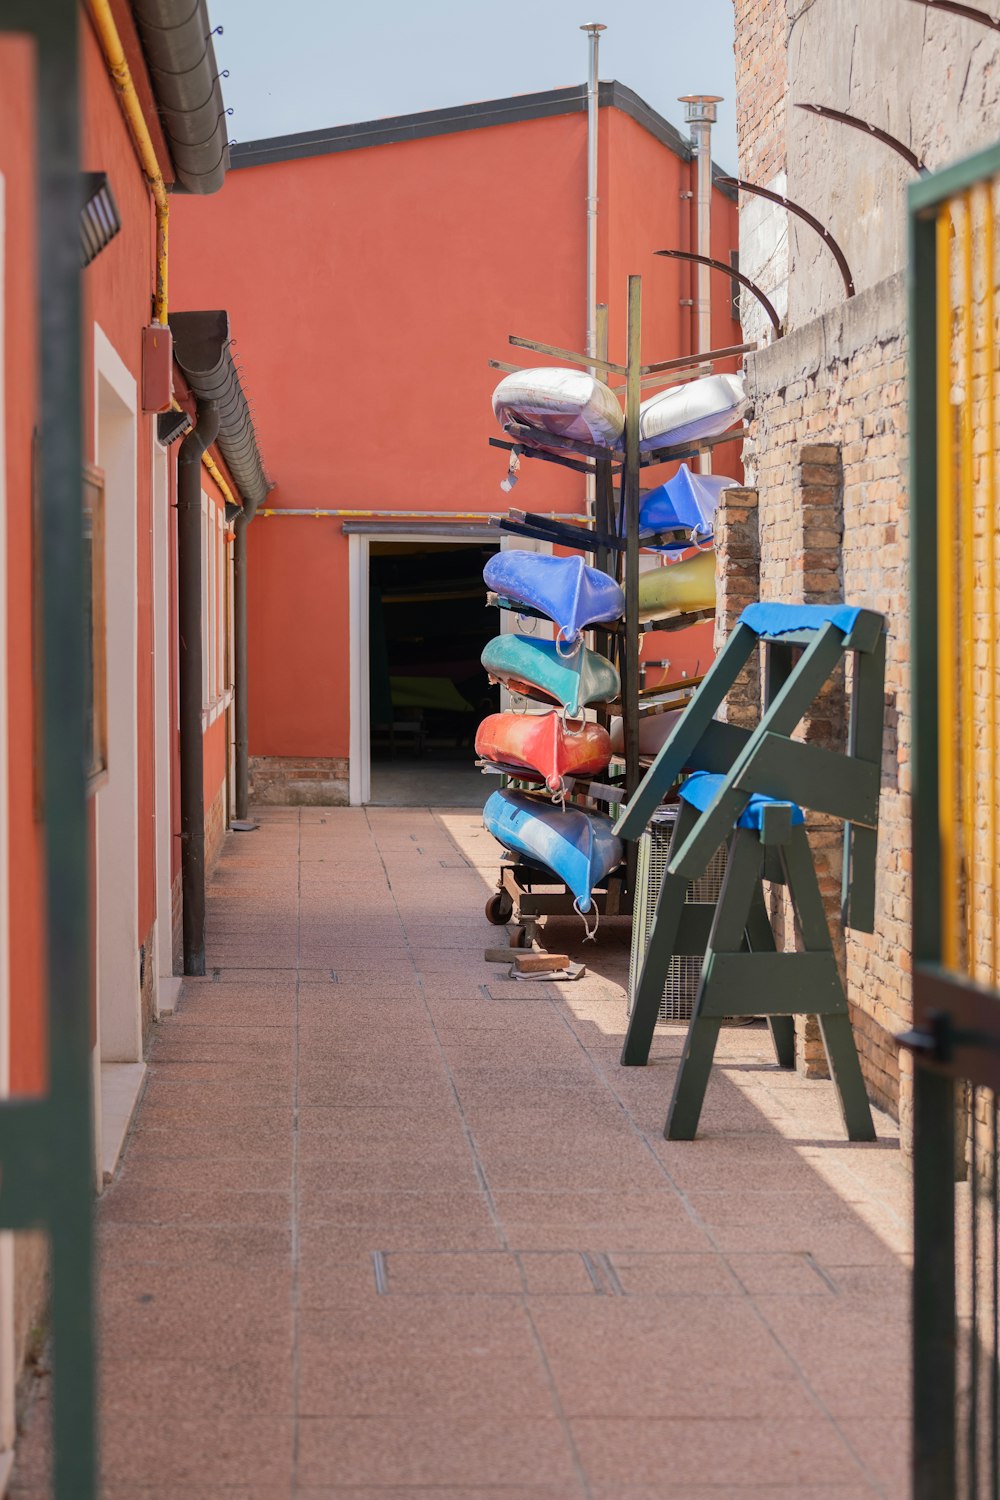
{"left": 368, "top": 539, "right": 499, "bottom": 807}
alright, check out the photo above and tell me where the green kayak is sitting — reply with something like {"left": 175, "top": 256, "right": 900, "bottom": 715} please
{"left": 481, "top": 633, "right": 620, "bottom": 715}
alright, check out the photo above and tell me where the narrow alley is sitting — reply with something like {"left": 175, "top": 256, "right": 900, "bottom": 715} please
{"left": 13, "top": 807, "right": 909, "bottom": 1499}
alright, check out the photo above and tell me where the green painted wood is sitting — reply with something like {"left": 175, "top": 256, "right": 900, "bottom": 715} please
{"left": 736, "top": 733, "right": 880, "bottom": 827}
{"left": 780, "top": 824, "right": 837, "bottom": 952}
{"left": 744, "top": 885, "right": 795, "bottom": 1066}
{"left": 665, "top": 833, "right": 763, "bottom": 1139}
{"left": 817, "top": 1014, "right": 878, "bottom": 1141}
{"left": 685, "top": 718, "right": 751, "bottom": 773}
{"left": 912, "top": 1068, "right": 957, "bottom": 1496}
{"left": 696, "top": 953, "right": 846, "bottom": 1014}
{"left": 0, "top": 6, "right": 98, "bottom": 1496}
{"left": 759, "top": 802, "right": 794, "bottom": 846}
{"left": 670, "top": 624, "right": 847, "bottom": 879}
{"left": 842, "top": 632, "right": 886, "bottom": 931}
{"left": 621, "top": 802, "right": 696, "bottom": 1066}
{"left": 908, "top": 138, "right": 1000, "bottom": 214}
{"left": 614, "top": 621, "right": 758, "bottom": 839}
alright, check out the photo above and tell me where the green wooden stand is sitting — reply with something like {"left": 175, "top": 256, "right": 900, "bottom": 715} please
{"left": 616, "top": 603, "right": 887, "bottom": 1142}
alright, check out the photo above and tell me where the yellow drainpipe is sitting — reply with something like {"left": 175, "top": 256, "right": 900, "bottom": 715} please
{"left": 88, "top": 0, "right": 170, "bottom": 324}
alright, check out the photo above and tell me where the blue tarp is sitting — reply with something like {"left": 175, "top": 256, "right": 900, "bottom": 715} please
{"left": 678, "top": 770, "right": 805, "bottom": 831}
{"left": 739, "top": 602, "right": 862, "bottom": 637}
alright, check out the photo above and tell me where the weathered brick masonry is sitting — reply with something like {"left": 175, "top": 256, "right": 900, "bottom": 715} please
{"left": 740, "top": 274, "right": 913, "bottom": 1136}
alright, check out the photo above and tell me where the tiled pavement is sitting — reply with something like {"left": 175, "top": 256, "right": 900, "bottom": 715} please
{"left": 11, "top": 806, "right": 911, "bottom": 1499}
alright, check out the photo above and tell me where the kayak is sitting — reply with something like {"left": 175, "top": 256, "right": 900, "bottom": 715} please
{"left": 492, "top": 367, "right": 624, "bottom": 449}
{"left": 482, "top": 788, "right": 624, "bottom": 913}
{"left": 610, "top": 707, "right": 683, "bottom": 757}
{"left": 639, "top": 462, "right": 737, "bottom": 545}
{"left": 638, "top": 373, "right": 748, "bottom": 452}
{"left": 484, "top": 551, "right": 625, "bottom": 648}
{"left": 481, "top": 633, "right": 620, "bottom": 715}
{"left": 637, "top": 549, "right": 716, "bottom": 624}
{"left": 476, "top": 710, "right": 612, "bottom": 792}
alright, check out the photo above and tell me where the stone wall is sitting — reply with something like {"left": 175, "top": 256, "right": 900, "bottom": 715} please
{"left": 735, "top": 0, "right": 1000, "bottom": 345}
{"left": 250, "top": 755, "right": 349, "bottom": 807}
{"left": 742, "top": 272, "right": 913, "bottom": 1136}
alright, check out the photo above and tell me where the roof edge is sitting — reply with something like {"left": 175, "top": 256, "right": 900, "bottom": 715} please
{"left": 228, "top": 80, "right": 735, "bottom": 189}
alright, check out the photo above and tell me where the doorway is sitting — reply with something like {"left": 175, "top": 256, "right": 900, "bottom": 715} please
{"left": 367, "top": 538, "right": 498, "bottom": 806}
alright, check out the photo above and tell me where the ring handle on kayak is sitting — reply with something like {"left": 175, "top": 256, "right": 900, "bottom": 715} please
{"left": 516, "top": 612, "right": 538, "bottom": 634}
{"left": 555, "top": 625, "right": 582, "bottom": 658}
{"left": 510, "top": 691, "right": 528, "bottom": 715}
{"left": 561, "top": 704, "right": 588, "bottom": 736}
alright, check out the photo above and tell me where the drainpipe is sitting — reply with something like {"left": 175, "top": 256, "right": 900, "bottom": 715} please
{"left": 233, "top": 514, "right": 250, "bottom": 822}
{"left": 679, "top": 95, "right": 722, "bottom": 472}
{"left": 581, "top": 23, "right": 605, "bottom": 519}
{"left": 178, "top": 397, "right": 220, "bottom": 975}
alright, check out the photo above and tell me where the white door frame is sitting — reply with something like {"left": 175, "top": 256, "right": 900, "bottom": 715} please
{"left": 150, "top": 435, "right": 179, "bottom": 1013}
{"left": 93, "top": 325, "right": 140, "bottom": 1063}
{"left": 347, "top": 528, "right": 546, "bottom": 807}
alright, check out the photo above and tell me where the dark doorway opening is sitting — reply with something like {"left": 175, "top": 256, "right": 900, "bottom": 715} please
{"left": 368, "top": 541, "right": 499, "bottom": 806}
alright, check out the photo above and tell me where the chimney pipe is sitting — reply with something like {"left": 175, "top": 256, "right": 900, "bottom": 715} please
{"left": 679, "top": 94, "right": 722, "bottom": 472}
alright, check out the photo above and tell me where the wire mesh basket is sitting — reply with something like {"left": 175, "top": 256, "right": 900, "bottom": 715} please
{"left": 628, "top": 804, "right": 727, "bottom": 1022}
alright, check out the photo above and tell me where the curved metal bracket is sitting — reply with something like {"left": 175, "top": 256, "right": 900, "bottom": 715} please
{"left": 906, "top": 0, "right": 1000, "bottom": 30}
{"left": 718, "top": 176, "right": 856, "bottom": 299}
{"left": 654, "top": 248, "right": 783, "bottom": 338}
{"left": 795, "top": 102, "right": 928, "bottom": 175}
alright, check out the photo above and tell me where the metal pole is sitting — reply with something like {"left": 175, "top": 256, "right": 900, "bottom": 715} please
{"left": 178, "top": 397, "right": 219, "bottom": 975}
{"left": 233, "top": 513, "right": 249, "bottom": 821}
{"left": 581, "top": 22, "right": 605, "bottom": 522}
{"left": 679, "top": 95, "right": 722, "bottom": 472}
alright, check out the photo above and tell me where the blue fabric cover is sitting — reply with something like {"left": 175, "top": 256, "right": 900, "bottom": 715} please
{"left": 637, "top": 463, "right": 735, "bottom": 548}
{"left": 739, "top": 602, "right": 862, "bottom": 637}
{"left": 678, "top": 770, "right": 805, "bottom": 831}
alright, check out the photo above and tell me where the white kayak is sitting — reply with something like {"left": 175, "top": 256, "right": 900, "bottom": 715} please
{"left": 638, "top": 373, "right": 748, "bottom": 452}
{"left": 492, "top": 367, "right": 625, "bottom": 449}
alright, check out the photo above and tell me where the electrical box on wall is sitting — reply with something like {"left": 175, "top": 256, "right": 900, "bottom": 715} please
{"left": 142, "top": 324, "right": 173, "bottom": 413}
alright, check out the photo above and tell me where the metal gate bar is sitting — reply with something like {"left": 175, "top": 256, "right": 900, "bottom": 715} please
{"left": 909, "top": 139, "right": 1000, "bottom": 1500}
{"left": 0, "top": 5, "right": 95, "bottom": 1496}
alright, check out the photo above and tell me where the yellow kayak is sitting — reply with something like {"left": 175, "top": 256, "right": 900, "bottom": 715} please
{"left": 636, "top": 549, "right": 716, "bottom": 624}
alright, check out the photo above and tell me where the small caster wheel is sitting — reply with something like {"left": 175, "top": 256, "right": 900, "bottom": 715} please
{"left": 509, "top": 925, "right": 528, "bottom": 948}
{"left": 485, "top": 890, "right": 514, "bottom": 925}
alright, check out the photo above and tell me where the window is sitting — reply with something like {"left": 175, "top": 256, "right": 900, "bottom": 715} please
{"left": 201, "top": 492, "right": 230, "bottom": 718}
{"left": 82, "top": 463, "right": 108, "bottom": 788}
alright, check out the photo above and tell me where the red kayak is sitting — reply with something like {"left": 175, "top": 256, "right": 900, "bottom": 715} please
{"left": 476, "top": 710, "right": 612, "bottom": 792}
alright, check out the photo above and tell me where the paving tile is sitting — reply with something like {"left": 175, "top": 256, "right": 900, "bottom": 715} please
{"left": 30, "top": 809, "right": 912, "bottom": 1500}
{"left": 297, "top": 1415, "right": 579, "bottom": 1488}
{"left": 569, "top": 1416, "right": 864, "bottom": 1488}
{"left": 98, "top": 1414, "right": 294, "bottom": 1489}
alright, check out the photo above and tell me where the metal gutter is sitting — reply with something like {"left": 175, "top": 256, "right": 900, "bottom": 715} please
{"left": 87, "top": 0, "right": 171, "bottom": 319}
{"left": 131, "top": 0, "right": 230, "bottom": 195}
{"left": 169, "top": 309, "right": 270, "bottom": 515}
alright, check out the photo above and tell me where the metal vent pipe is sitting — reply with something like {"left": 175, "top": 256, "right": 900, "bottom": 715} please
{"left": 679, "top": 94, "right": 722, "bottom": 471}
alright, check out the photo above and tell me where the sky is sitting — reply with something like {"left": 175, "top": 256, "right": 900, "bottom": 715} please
{"left": 210, "top": 0, "right": 738, "bottom": 173}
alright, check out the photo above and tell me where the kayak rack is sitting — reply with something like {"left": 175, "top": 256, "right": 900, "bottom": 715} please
{"left": 482, "top": 275, "right": 745, "bottom": 947}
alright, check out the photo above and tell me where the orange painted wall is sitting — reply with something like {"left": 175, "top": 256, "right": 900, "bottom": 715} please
{"left": 170, "top": 101, "right": 741, "bottom": 766}
{"left": 80, "top": 16, "right": 158, "bottom": 949}
{"left": 0, "top": 36, "right": 46, "bottom": 1094}
{"left": 0, "top": 16, "right": 232, "bottom": 1093}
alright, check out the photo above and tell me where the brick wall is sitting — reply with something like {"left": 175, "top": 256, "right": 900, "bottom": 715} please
{"left": 250, "top": 755, "right": 349, "bottom": 807}
{"left": 742, "top": 273, "right": 913, "bottom": 1137}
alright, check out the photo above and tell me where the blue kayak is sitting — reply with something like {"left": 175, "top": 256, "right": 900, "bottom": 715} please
{"left": 484, "top": 552, "right": 624, "bottom": 649}
{"left": 483, "top": 788, "right": 624, "bottom": 914}
{"left": 481, "top": 633, "right": 620, "bottom": 715}
{"left": 638, "top": 463, "right": 736, "bottom": 548}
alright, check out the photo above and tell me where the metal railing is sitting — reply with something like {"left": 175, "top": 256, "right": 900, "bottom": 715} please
{"left": 909, "top": 138, "right": 1000, "bottom": 1500}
